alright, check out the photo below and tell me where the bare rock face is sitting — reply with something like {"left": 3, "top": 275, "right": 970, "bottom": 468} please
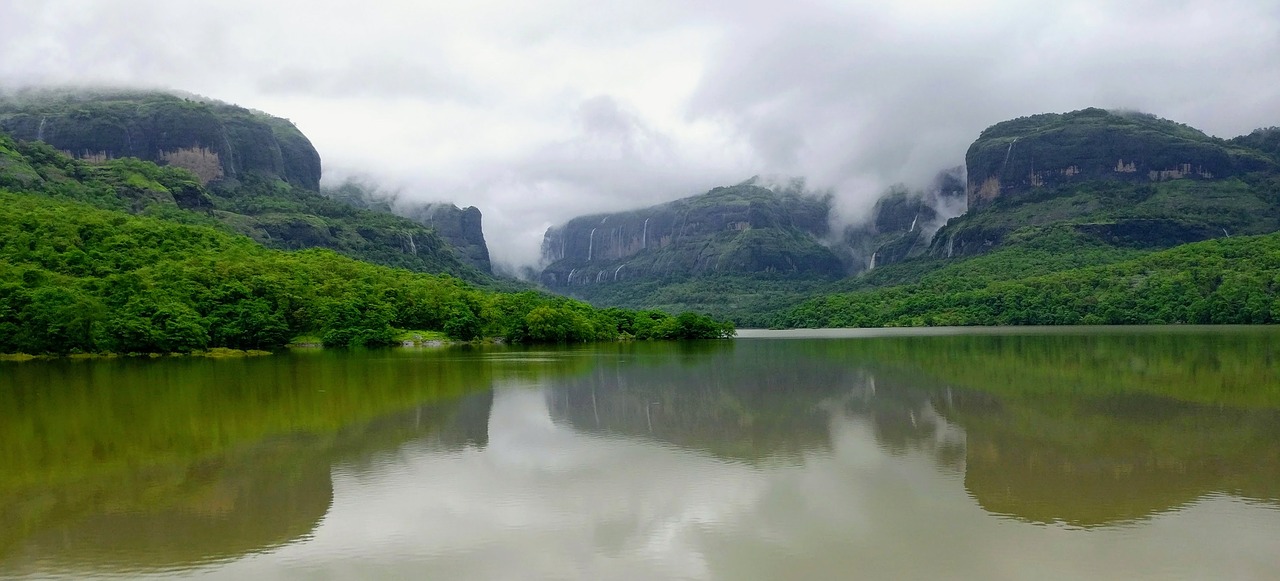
{"left": 539, "top": 182, "right": 843, "bottom": 288}
{"left": 0, "top": 89, "right": 322, "bottom": 190}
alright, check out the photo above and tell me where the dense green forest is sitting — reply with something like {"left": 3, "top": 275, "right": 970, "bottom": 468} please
{"left": 0, "top": 191, "right": 733, "bottom": 355}
{"left": 779, "top": 227, "right": 1280, "bottom": 328}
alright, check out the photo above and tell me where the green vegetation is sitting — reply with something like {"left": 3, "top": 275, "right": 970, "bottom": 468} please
{"left": 0, "top": 191, "right": 733, "bottom": 356}
{"left": 779, "top": 228, "right": 1280, "bottom": 328}
{"left": 0, "top": 93, "right": 500, "bottom": 284}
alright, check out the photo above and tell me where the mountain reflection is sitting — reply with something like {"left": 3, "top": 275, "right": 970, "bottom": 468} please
{"left": 3, "top": 330, "right": 1280, "bottom": 578}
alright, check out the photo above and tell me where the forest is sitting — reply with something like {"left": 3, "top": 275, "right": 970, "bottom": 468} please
{"left": 0, "top": 191, "right": 734, "bottom": 355}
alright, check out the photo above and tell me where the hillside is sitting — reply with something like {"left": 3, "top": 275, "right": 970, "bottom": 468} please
{"left": 0, "top": 190, "right": 732, "bottom": 355}
{"left": 779, "top": 229, "right": 1280, "bottom": 328}
{"left": 0, "top": 90, "right": 496, "bottom": 283}
{"left": 323, "top": 179, "right": 493, "bottom": 273}
{"left": 540, "top": 180, "right": 843, "bottom": 287}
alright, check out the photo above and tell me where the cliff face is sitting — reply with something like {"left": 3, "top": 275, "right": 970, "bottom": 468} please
{"left": 322, "top": 179, "right": 493, "bottom": 274}
{"left": 965, "top": 108, "right": 1274, "bottom": 210}
{"left": 842, "top": 167, "right": 966, "bottom": 270}
{"left": 0, "top": 90, "right": 322, "bottom": 190}
{"left": 398, "top": 203, "right": 492, "bottom": 273}
{"left": 539, "top": 182, "right": 843, "bottom": 288}
{"left": 931, "top": 109, "right": 1280, "bottom": 259}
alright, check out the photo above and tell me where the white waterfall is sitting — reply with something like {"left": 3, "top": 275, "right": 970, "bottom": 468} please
{"left": 909, "top": 214, "right": 918, "bottom": 233}
{"left": 1000, "top": 137, "right": 1018, "bottom": 175}
{"left": 613, "top": 264, "right": 625, "bottom": 281}
{"left": 36, "top": 117, "right": 47, "bottom": 142}
{"left": 868, "top": 252, "right": 877, "bottom": 271}
{"left": 642, "top": 218, "right": 649, "bottom": 249}
{"left": 407, "top": 233, "right": 417, "bottom": 255}
{"left": 567, "top": 268, "right": 577, "bottom": 283}
{"left": 588, "top": 228, "right": 596, "bottom": 261}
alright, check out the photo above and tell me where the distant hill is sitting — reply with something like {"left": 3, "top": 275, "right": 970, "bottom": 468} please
{"left": 540, "top": 180, "right": 843, "bottom": 289}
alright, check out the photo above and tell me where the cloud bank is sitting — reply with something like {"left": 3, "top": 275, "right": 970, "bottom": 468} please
{"left": 2, "top": 0, "right": 1278, "bottom": 266}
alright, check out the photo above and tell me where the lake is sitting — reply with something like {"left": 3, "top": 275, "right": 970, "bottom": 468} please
{"left": 2, "top": 326, "right": 1279, "bottom": 580}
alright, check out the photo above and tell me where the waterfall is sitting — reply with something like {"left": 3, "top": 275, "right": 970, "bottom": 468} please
{"left": 588, "top": 228, "right": 596, "bottom": 261}
{"left": 567, "top": 268, "right": 577, "bottom": 283}
{"left": 1222, "top": 228, "right": 1231, "bottom": 238}
{"left": 946, "top": 235, "right": 955, "bottom": 258}
{"left": 1000, "top": 137, "right": 1018, "bottom": 176}
{"left": 614, "top": 264, "right": 625, "bottom": 281}
{"left": 868, "top": 252, "right": 877, "bottom": 271}
{"left": 559, "top": 234, "right": 566, "bottom": 261}
{"left": 642, "top": 218, "right": 649, "bottom": 249}
{"left": 407, "top": 233, "right": 417, "bottom": 255}
{"left": 909, "top": 214, "right": 918, "bottom": 233}
{"left": 36, "top": 117, "right": 47, "bottom": 142}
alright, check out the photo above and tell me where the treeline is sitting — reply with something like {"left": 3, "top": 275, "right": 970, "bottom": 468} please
{"left": 779, "top": 231, "right": 1280, "bottom": 328}
{"left": 0, "top": 192, "right": 733, "bottom": 355}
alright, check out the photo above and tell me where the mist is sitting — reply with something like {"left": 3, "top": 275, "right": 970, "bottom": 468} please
{"left": 3, "top": 0, "right": 1279, "bottom": 268}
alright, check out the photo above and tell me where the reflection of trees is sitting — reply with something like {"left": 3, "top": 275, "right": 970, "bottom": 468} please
{"left": 0, "top": 351, "right": 497, "bottom": 574}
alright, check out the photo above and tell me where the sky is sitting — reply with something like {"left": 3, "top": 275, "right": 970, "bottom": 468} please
{"left": 2, "top": 0, "right": 1279, "bottom": 268}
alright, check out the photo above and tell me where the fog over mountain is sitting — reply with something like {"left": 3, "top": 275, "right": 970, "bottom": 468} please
{"left": 3, "top": 0, "right": 1278, "bottom": 267}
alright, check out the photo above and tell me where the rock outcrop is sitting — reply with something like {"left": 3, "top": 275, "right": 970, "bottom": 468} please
{"left": 965, "top": 108, "right": 1274, "bottom": 210}
{"left": 842, "top": 167, "right": 966, "bottom": 270}
{"left": 0, "top": 89, "right": 322, "bottom": 190}
{"left": 928, "top": 109, "right": 1280, "bottom": 259}
{"left": 398, "top": 203, "right": 492, "bottom": 273}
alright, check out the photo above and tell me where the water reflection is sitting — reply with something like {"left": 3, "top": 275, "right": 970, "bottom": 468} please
{"left": 2, "top": 330, "right": 1280, "bottom": 579}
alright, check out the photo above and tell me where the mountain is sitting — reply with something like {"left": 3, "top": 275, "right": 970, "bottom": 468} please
{"left": 839, "top": 167, "right": 966, "bottom": 270}
{"left": 539, "top": 179, "right": 844, "bottom": 288}
{"left": 0, "top": 90, "right": 491, "bottom": 283}
{"left": 936, "top": 108, "right": 1280, "bottom": 258}
{"left": 323, "top": 179, "right": 492, "bottom": 273}
{"left": 0, "top": 89, "right": 321, "bottom": 189}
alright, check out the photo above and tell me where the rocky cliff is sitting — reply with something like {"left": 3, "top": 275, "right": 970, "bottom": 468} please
{"left": 323, "top": 179, "right": 493, "bottom": 273}
{"left": 965, "top": 108, "right": 1274, "bottom": 210}
{"left": 931, "top": 109, "right": 1280, "bottom": 259}
{"left": 539, "top": 181, "right": 844, "bottom": 288}
{"left": 398, "top": 203, "right": 491, "bottom": 273}
{"left": 0, "top": 89, "right": 322, "bottom": 190}
{"left": 841, "top": 167, "right": 966, "bottom": 270}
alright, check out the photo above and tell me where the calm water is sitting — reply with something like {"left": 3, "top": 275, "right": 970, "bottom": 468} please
{"left": 2, "top": 327, "right": 1280, "bottom": 580}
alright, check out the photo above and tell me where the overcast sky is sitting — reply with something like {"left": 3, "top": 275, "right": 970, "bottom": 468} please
{"left": 3, "top": 0, "right": 1279, "bottom": 267}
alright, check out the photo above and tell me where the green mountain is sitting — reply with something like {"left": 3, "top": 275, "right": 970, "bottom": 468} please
{"left": 938, "top": 108, "right": 1280, "bottom": 258}
{"left": 0, "top": 89, "right": 321, "bottom": 189}
{"left": 0, "top": 90, "right": 491, "bottom": 282}
{"left": 540, "top": 179, "right": 843, "bottom": 287}
{"left": 323, "top": 178, "right": 493, "bottom": 273}
{"left": 533, "top": 172, "right": 964, "bottom": 325}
